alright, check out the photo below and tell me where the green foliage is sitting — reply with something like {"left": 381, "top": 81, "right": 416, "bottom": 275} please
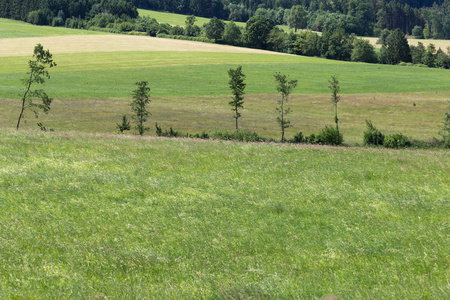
{"left": 209, "top": 129, "right": 262, "bottom": 142}
{"left": 16, "top": 44, "right": 56, "bottom": 130}
{"left": 328, "top": 75, "right": 341, "bottom": 133}
{"left": 131, "top": 81, "right": 151, "bottom": 135}
{"left": 439, "top": 102, "right": 450, "bottom": 148}
{"left": 314, "top": 126, "right": 344, "bottom": 145}
{"left": 227, "top": 66, "right": 246, "bottom": 131}
{"left": 37, "top": 122, "right": 54, "bottom": 131}
{"left": 380, "top": 29, "right": 412, "bottom": 65}
{"left": 203, "top": 17, "right": 225, "bottom": 41}
{"left": 412, "top": 25, "right": 423, "bottom": 38}
{"left": 291, "top": 131, "right": 305, "bottom": 143}
{"left": 155, "top": 122, "right": 180, "bottom": 137}
{"left": 184, "top": 15, "right": 201, "bottom": 37}
{"left": 274, "top": 73, "right": 297, "bottom": 142}
{"left": 363, "top": 120, "right": 385, "bottom": 146}
{"left": 351, "top": 38, "right": 378, "bottom": 63}
{"left": 222, "top": 21, "right": 242, "bottom": 46}
{"left": 384, "top": 133, "right": 411, "bottom": 148}
{"left": 244, "top": 15, "right": 275, "bottom": 50}
{"left": 116, "top": 114, "right": 131, "bottom": 133}
{"left": 286, "top": 5, "right": 307, "bottom": 32}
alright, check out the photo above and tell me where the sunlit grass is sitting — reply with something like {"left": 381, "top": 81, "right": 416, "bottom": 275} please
{"left": 0, "top": 130, "right": 448, "bottom": 298}
{"left": 2, "top": 51, "right": 450, "bottom": 100}
{"left": 0, "top": 18, "right": 104, "bottom": 38}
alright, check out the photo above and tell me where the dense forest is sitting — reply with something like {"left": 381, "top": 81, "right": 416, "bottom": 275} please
{"left": 1, "top": 0, "right": 450, "bottom": 38}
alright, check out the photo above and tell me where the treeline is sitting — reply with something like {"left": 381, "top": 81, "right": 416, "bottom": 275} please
{"left": 1, "top": 0, "right": 450, "bottom": 38}
{"left": 0, "top": 0, "right": 138, "bottom": 25}
{"left": 130, "top": 0, "right": 450, "bottom": 39}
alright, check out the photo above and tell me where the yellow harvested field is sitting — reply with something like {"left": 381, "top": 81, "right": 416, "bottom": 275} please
{"left": 365, "top": 37, "right": 450, "bottom": 50}
{"left": 0, "top": 34, "right": 283, "bottom": 57}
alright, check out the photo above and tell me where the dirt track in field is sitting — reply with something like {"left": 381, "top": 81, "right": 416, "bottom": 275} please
{"left": 0, "top": 34, "right": 284, "bottom": 57}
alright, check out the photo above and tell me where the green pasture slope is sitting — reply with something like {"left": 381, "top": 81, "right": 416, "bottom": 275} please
{"left": 138, "top": 8, "right": 290, "bottom": 31}
{"left": 138, "top": 8, "right": 240, "bottom": 27}
{"left": 2, "top": 51, "right": 450, "bottom": 98}
{"left": 0, "top": 18, "right": 104, "bottom": 38}
{"left": 0, "top": 130, "right": 449, "bottom": 299}
{"left": 1, "top": 19, "right": 450, "bottom": 142}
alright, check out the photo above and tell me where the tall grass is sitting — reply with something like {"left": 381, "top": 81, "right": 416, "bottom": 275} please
{"left": 0, "top": 130, "right": 448, "bottom": 298}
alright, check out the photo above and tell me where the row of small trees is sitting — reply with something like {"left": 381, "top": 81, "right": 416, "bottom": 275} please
{"left": 15, "top": 44, "right": 450, "bottom": 148}
{"left": 118, "top": 66, "right": 343, "bottom": 145}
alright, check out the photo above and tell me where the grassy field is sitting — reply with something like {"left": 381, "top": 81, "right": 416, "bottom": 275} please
{"left": 0, "top": 130, "right": 448, "bottom": 299}
{"left": 2, "top": 93, "right": 448, "bottom": 144}
{"left": 138, "top": 9, "right": 291, "bottom": 31}
{"left": 1, "top": 34, "right": 449, "bottom": 143}
{"left": 0, "top": 18, "right": 104, "bottom": 38}
{"left": 2, "top": 50, "right": 450, "bottom": 99}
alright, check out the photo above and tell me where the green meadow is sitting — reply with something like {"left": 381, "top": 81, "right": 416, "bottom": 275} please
{"left": 0, "top": 18, "right": 104, "bottom": 38}
{"left": 2, "top": 51, "right": 450, "bottom": 99}
{"left": 0, "top": 16, "right": 449, "bottom": 300}
{"left": 0, "top": 130, "right": 449, "bottom": 299}
{"left": 1, "top": 47, "right": 449, "bottom": 143}
{"left": 138, "top": 8, "right": 292, "bottom": 31}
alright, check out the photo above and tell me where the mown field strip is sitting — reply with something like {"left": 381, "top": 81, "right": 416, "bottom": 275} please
{"left": 0, "top": 34, "right": 280, "bottom": 57}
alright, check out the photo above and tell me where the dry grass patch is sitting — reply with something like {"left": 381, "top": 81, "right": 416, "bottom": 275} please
{"left": 0, "top": 35, "right": 284, "bottom": 57}
{"left": 2, "top": 92, "right": 447, "bottom": 144}
{"left": 365, "top": 37, "right": 450, "bottom": 49}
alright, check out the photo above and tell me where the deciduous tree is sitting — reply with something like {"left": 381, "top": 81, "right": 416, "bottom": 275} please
{"left": 227, "top": 66, "right": 246, "bottom": 131}
{"left": 328, "top": 75, "right": 341, "bottom": 133}
{"left": 274, "top": 73, "right": 297, "bottom": 142}
{"left": 16, "top": 44, "right": 56, "bottom": 130}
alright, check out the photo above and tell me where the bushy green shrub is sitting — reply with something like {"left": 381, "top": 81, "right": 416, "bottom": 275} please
{"left": 383, "top": 133, "right": 411, "bottom": 148}
{"left": 209, "top": 130, "right": 263, "bottom": 142}
{"left": 440, "top": 103, "right": 450, "bottom": 148}
{"left": 315, "top": 126, "right": 343, "bottom": 145}
{"left": 363, "top": 120, "right": 384, "bottom": 146}
{"left": 291, "top": 132, "right": 305, "bottom": 143}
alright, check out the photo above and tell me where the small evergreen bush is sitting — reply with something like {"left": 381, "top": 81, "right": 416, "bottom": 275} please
{"left": 155, "top": 122, "right": 181, "bottom": 137}
{"left": 291, "top": 132, "right": 305, "bottom": 143}
{"left": 363, "top": 120, "right": 384, "bottom": 146}
{"left": 116, "top": 115, "right": 131, "bottom": 133}
{"left": 383, "top": 133, "right": 411, "bottom": 148}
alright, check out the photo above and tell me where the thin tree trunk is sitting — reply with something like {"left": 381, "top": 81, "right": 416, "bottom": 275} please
{"left": 281, "top": 94, "right": 285, "bottom": 142}
{"left": 16, "top": 72, "right": 33, "bottom": 130}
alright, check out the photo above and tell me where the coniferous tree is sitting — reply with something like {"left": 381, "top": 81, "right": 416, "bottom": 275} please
{"left": 131, "top": 81, "right": 151, "bottom": 135}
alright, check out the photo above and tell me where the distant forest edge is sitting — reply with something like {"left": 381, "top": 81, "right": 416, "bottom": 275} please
{"left": 1, "top": 0, "right": 450, "bottom": 39}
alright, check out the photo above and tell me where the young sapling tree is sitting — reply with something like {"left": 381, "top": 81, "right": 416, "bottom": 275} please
{"left": 274, "top": 73, "right": 297, "bottom": 142}
{"left": 131, "top": 81, "right": 151, "bottom": 135}
{"left": 328, "top": 75, "right": 341, "bottom": 133}
{"left": 116, "top": 114, "right": 131, "bottom": 133}
{"left": 227, "top": 66, "right": 246, "bottom": 131}
{"left": 16, "top": 44, "right": 56, "bottom": 130}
